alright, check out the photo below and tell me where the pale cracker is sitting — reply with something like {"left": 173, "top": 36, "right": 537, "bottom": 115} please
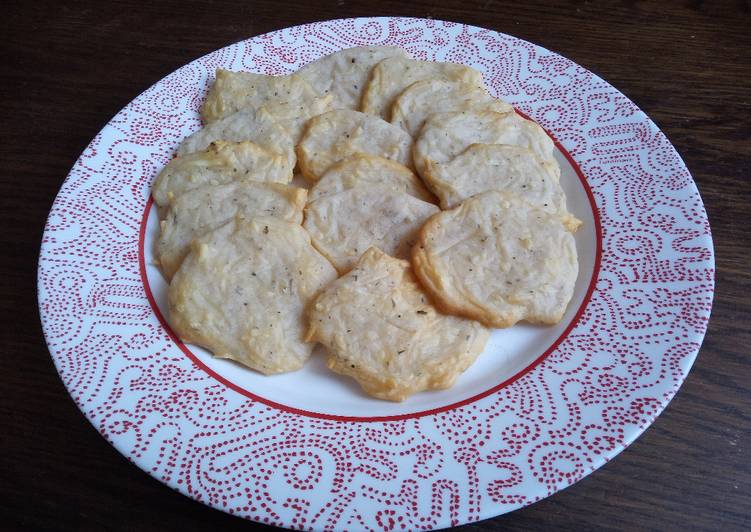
{"left": 412, "top": 110, "right": 556, "bottom": 177}
{"left": 391, "top": 79, "right": 512, "bottom": 137}
{"left": 297, "top": 46, "right": 409, "bottom": 110}
{"left": 307, "top": 154, "right": 435, "bottom": 203}
{"left": 361, "top": 56, "right": 485, "bottom": 119}
{"left": 176, "top": 108, "right": 295, "bottom": 174}
{"left": 259, "top": 93, "right": 335, "bottom": 143}
{"left": 303, "top": 184, "right": 439, "bottom": 273}
{"left": 412, "top": 190, "right": 579, "bottom": 328}
{"left": 201, "top": 69, "right": 319, "bottom": 122}
{"left": 157, "top": 181, "right": 306, "bottom": 280}
{"left": 152, "top": 140, "right": 292, "bottom": 208}
{"left": 296, "top": 109, "right": 413, "bottom": 181}
{"left": 168, "top": 217, "right": 337, "bottom": 374}
{"left": 424, "top": 143, "right": 581, "bottom": 231}
{"left": 306, "top": 247, "right": 490, "bottom": 401}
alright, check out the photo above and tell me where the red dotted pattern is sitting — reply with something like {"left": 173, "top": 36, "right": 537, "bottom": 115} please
{"left": 38, "top": 17, "right": 714, "bottom": 530}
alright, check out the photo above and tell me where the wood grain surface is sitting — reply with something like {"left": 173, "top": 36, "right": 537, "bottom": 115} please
{"left": 2, "top": 0, "right": 749, "bottom": 530}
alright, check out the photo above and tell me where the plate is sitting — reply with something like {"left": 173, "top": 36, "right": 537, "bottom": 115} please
{"left": 38, "top": 17, "right": 714, "bottom": 529}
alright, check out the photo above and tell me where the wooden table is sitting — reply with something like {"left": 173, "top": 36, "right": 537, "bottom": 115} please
{"left": 2, "top": 1, "right": 749, "bottom": 529}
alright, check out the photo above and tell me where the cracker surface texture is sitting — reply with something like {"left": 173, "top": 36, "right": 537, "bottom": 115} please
{"left": 168, "top": 217, "right": 337, "bottom": 374}
{"left": 297, "top": 109, "right": 413, "bottom": 181}
{"left": 424, "top": 143, "right": 580, "bottom": 231}
{"left": 297, "top": 46, "right": 409, "bottom": 110}
{"left": 157, "top": 182, "right": 306, "bottom": 279}
{"left": 152, "top": 141, "right": 292, "bottom": 208}
{"left": 391, "top": 79, "right": 512, "bottom": 137}
{"left": 259, "top": 93, "right": 335, "bottom": 143}
{"left": 361, "top": 57, "right": 485, "bottom": 119}
{"left": 176, "top": 108, "right": 295, "bottom": 174}
{"left": 308, "top": 154, "right": 435, "bottom": 203}
{"left": 413, "top": 110, "right": 556, "bottom": 177}
{"left": 307, "top": 247, "right": 490, "bottom": 401}
{"left": 304, "top": 184, "right": 439, "bottom": 273}
{"left": 201, "top": 69, "right": 319, "bottom": 122}
{"left": 412, "top": 191, "right": 579, "bottom": 328}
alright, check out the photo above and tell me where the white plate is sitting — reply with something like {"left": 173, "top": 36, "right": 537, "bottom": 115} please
{"left": 38, "top": 17, "right": 714, "bottom": 529}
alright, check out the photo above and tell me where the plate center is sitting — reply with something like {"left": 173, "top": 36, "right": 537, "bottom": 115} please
{"left": 141, "top": 147, "right": 598, "bottom": 420}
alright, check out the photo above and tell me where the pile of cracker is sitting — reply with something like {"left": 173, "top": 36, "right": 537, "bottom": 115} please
{"left": 153, "top": 46, "right": 580, "bottom": 402}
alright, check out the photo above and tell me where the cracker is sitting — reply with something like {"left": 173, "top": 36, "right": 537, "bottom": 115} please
{"left": 152, "top": 140, "right": 292, "bottom": 208}
{"left": 361, "top": 56, "right": 485, "bottom": 119}
{"left": 200, "top": 69, "right": 319, "bottom": 122}
{"left": 308, "top": 154, "right": 435, "bottom": 203}
{"left": 306, "top": 247, "right": 489, "bottom": 401}
{"left": 168, "top": 217, "right": 337, "bottom": 374}
{"left": 296, "top": 109, "right": 413, "bottom": 181}
{"left": 412, "top": 110, "right": 556, "bottom": 177}
{"left": 303, "top": 184, "right": 439, "bottom": 273}
{"left": 297, "top": 46, "right": 409, "bottom": 110}
{"left": 412, "top": 190, "right": 579, "bottom": 328}
{"left": 424, "top": 143, "right": 581, "bottom": 230}
{"left": 157, "top": 181, "right": 307, "bottom": 280}
{"left": 391, "top": 79, "right": 512, "bottom": 137}
{"left": 176, "top": 108, "right": 295, "bottom": 175}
